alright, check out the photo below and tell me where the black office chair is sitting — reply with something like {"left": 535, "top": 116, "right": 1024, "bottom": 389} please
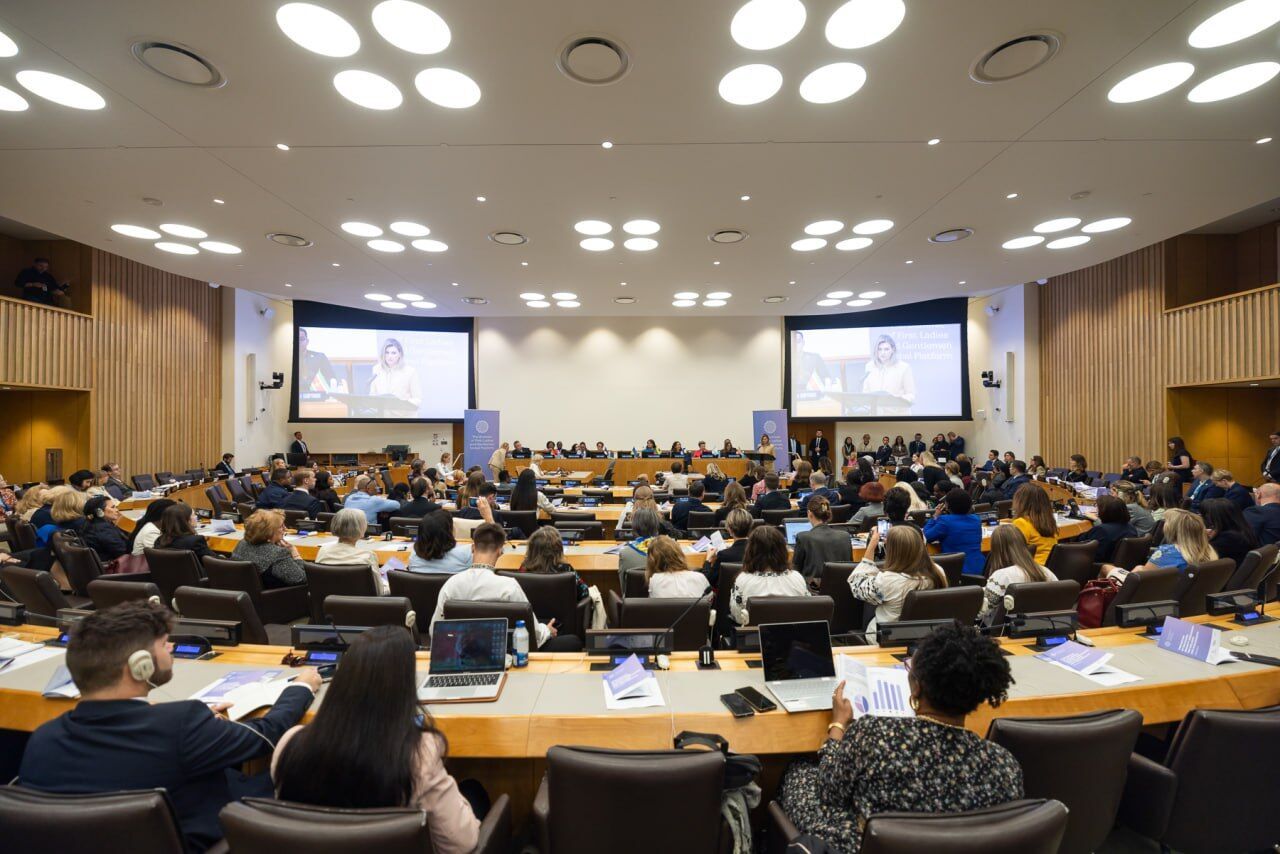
{"left": 301, "top": 562, "right": 377, "bottom": 624}
{"left": 88, "top": 578, "right": 163, "bottom": 610}
{"left": 204, "top": 485, "right": 234, "bottom": 514}
{"left": 762, "top": 509, "right": 794, "bottom": 527}
{"left": 132, "top": 474, "right": 158, "bottom": 492}
{"left": 553, "top": 520, "right": 605, "bottom": 540}
{"left": 819, "top": 561, "right": 864, "bottom": 634}
{"left": 1102, "top": 566, "right": 1182, "bottom": 626}
{"left": 829, "top": 503, "right": 854, "bottom": 523}
{"left": 0, "top": 786, "right": 185, "bottom": 854}
{"left": 551, "top": 510, "right": 597, "bottom": 523}
{"left": 0, "top": 566, "right": 78, "bottom": 625}
{"left": 203, "top": 555, "right": 310, "bottom": 626}
{"left": 496, "top": 509, "right": 537, "bottom": 536}
{"left": 499, "top": 570, "right": 591, "bottom": 640}
{"left": 387, "top": 570, "right": 450, "bottom": 640}
{"left": 622, "top": 567, "right": 649, "bottom": 598}
{"left": 1110, "top": 535, "right": 1153, "bottom": 571}
{"left": 142, "top": 547, "right": 207, "bottom": 605}
{"left": 173, "top": 586, "right": 270, "bottom": 645}
{"left": 747, "top": 595, "right": 834, "bottom": 626}
{"left": 281, "top": 508, "right": 310, "bottom": 529}
{"left": 1225, "top": 543, "right": 1278, "bottom": 593}
{"left": 608, "top": 595, "right": 711, "bottom": 650}
{"left": 986, "top": 579, "right": 1081, "bottom": 628}
{"left": 1172, "top": 557, "right": 1234, "bottom": 617}
{"left": 387, "top": 516, "right": 421, "bottom": 537}
{"left": 443, "top": 599, "right": 536, "bottom": 633}
{"left": 932, "top": 552, "right": 967, "bottom": 588}
{"left": 994, "top": 499, "right": 1014, "bottom": 519}
{"left": 687, "top": 510, "right": 718, "bottom": 532}
{"left": 225, "top": 477, "right": 250, "bottom": 503}
{"left": 154, "top": 471, "right": 176, "bottom": 486}
{"left": 1045, "top": 540, "right": 1100, "bottom": 586}
{"left": 857, "top": 514, "right": 885, "bottom": 534}
{"left": 323, "top": 595, "right": 417, "bottom": 643}
{"left": 315, "top": 511, "right": 336, "bottom": 532}
{"left": 898, "top": 586, "right": 983, "bottom": 624}
{"left": 50, "top": 533, "right": 108, "bottom": 598}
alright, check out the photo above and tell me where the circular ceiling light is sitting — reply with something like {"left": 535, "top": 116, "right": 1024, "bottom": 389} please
{"left": 927, "top": 138, "right": 941, "bottom": 145}
{"left": 365, "top": 292, "right": 392, "bottom": 301}
{"left": 267, "top": 232, "right": 313, "bottom": 247}
{"left": 580, "top": 237, "right": 614, "bottom": 251}
{"left": 15, "top": 70, "right": 105, "bottom": 109}
{"left": 527, "top": 300, "right": 550, "bottom": 308}
{"left": 1081, "top": 216, "right": 1131, "bottom": 233}
{"left": 805, "top": 219, "right": 845, "bottom": 236}
{"left": 411, "top": 301, "right": 437, "bottom": 309}
{"left": 615, "top": 296, "right": 637, "bottom": 304}
{"left": 461, "top": 297, "right": 488, "bottom": 305}
{"left": 557, "top": 36, "right": 631, "bottom": 86}
{"left": 1002, "top": 235, "right": 1044, "bottom": 249}
{"left": 731, "top": 0, "right": 807, "bottom": 50}
{"left": 1047, "top": 235, "right": 1091, "bottom": 249}
{"left": 710, "top": 229, "right": 748, "bottom": 243}
{"left": 836, "top": 237, "right": 873, "bottom": 251}
{"left": 520, "top": 292, "right": 545, "bottom": 301}
{"left": 390, "top": 220, "right": 430, "bottom": 237}
{"left": 707, "top": 291, "right": 732, "bottom": 299}
{"left": 674, "top": 291, "right": 700, "bottom": 300}
{"left": 763, "top": 295, "right": 788, "bottom": 303}
{"left": 1257, "top": 136, "right": 1273, "bottom": 143}
{"left": 1107, "top": 62, "right": 1195, "bottom": 103}
{"left": 1033, "top": 217, "right": 1081, "bottom": 233}
{"left": 396, "top": 292, "right": 424, "bottom": 301}
{"left": 414, "top": 67, "right": 481, "bottom": 108}
{"left": 0, "top": 29, "right": 17, "bottom": 57}
{"left": 624, "top": 237, "right": 658, "bottom": 251}
{"left": 155, "top": 242, "right": 198, "bottom": 255}
{"left": 333, "top": 70, "right": 403, "bottom": 110}
{"left": 791, "top": 238, "right": 827, "bottom": 251}
{"left": 276, "top": 3, "right": 360, "bottom": 57}
{"left": 852, "top": 218, "right": 894, "bottom": 234}
{"left": 971, "top": 33, "right": 1061, "bottom": 84}
{"left": 372, "top": 0, "right": 451, "bottom": 54}
{"left": 827, "top": 290, "right": 854, "bottom": 299}
{"left": 799, "top": 62, "right": 866, "bottom": 104}
{"left": 111, "top": 224, "right": 161, "bottom": 239}
{"left": 342, "top": 221, "right": 383, "bottom": 237}
{"left": 672, "top": 300, "right": 696, "bottom": 308}
{"left": 276, "top": 143, "right": 290, "bottom": 150}
{"left": 557, "top": 300, "right": 581, "bottom": 308}
{"left": 0, "top": 84, "right": 28, "bottom": 111}
{"left": 575, "top": 220, "right": 612, "bottom": 235}
{"left": 551, "top": 292, "right": 577, "bottom": 300}
{"left": 381, "top": 301, "right": 407, "bottom": 309}
{"left": 368, "top": 239, "right": 405, "bottom": 252}
{"left": 198, "top": 241, "right": 241, "bottom": 254}
{"left": 130, "top": 41, "right": 226, "bottom": 88}
{"left": 859, "top": 290, "right": 886, "bottom": 298}
{"left": 703, "top": 300, "right": 727, "bottom": 307}
{"left": 929, "top": 227, "right": 974, "bottom": 243}
{"left": 1188, "top": 0, "right": 1280, "bottom": 48}
{"left": 488, "top": 231, "right": 527, "bottom": 245}
{"left": 846, "top": 299, "right": 872, "bottom": 307}
{"left": 622, "top": 219, "right": 660, "bottom": 235}
{"left": 1188, "top": 61, "right": 1280, "bottom": 102}
{"left": 825, "top": 0, "right": 906, "bottom": 49}
{"left": 159, "top": 223, "right": 208, "bottom": 239}
{"left": 718, "top": 64, "right": 783, "bottom": 105}
{"left": 411, "top": 238, "right": 448, "bottom": 252}
{"left": 816, "top": 299, "right": 841, "bottom": 307}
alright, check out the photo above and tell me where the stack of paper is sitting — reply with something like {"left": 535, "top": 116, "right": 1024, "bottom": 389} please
{"left": 1157, "top": 617, "right": 1236, "bottom": 665}
{"left": 602, "top": 654, "right": 664, "bottom": 710}
{"left": 43, "top": 665, "right": 80, "bottom": 699}
{"left": 0, "top": 637, "right": 65, "bottom": 675}
{"left": 191, "top": 670, "right": 295, "bottom": 721}
{"left": 1035, "top": 640, "right": 1141, "bottom": 686}
{"left": 838, "top": 656, "right": 913, "bottom": 718}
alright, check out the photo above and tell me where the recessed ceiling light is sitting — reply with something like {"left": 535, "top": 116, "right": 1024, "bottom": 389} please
{"left": 476, "top": 195, "right": 487, "bottom": 201}
{"left": 155, "top": 242, "right": 198, "bottom": 255}
{"left": 624, "top": 237, "right": 658, "bottom": 251}
{"left": 852, "top": 218, "right": 894, "bottom": 234}
{"left": 788, "top": 280, "right": 796, "bottom": 284}
{"left": 580, "top": 237, "right": 614, "bottom": 251}
{"left": 1257, "top": 136, "right": 1273, "bottom": 144}
{"left": 791, "top": 237, "right": 827, "bottom": 251}
{"left": 927, "top": 138, "right": 940, "bottom": 145}
{"left": 198, "top": 241, "right": 241, "bottom": 254}
{"left": 1188, "top": 61, "right": 1280, "bottom": 102}
{"left": 816, "top": 298, "right": 841, "bottom": 307}
{"left": 367, "top": 239, "right": 405, "bottom": 252}
{"left": 276, "top": 3, "right": 360, "bottom": 56}
{"left": 160, "top": 223, "right": 208, "bottom": 239}
{"left": 284, "top": 283, "right": 292, "bottom": 287}
{"left": 276, "top": 143, "right": 290, "bottom": 151}
{"left": 1188, "top": 0, "right": 1280, "bottom": 48}
{"left": 836, "top": 237, "right": 873, "bottom": 251}
{"left": 15, "top": 70, "right": 106, "bottom": 109}
{"left": 827, "top": 290, "right": 854, "bottom": 299}
{"left": 551, "top": 292, "right": 577, "bottom": 300}
{"left": 731, "top": 0, "right": 807, "bottom": 50}
{"left": 0, "top": 84, "right": 28, "bottom": 111}
{"left": 672, "top": 300, "right": 696, "bottom": 308}
{"left": 674, "top": 291, "right": 699, "bottom": 300}
{"left": 615, "top": 296, "right": 637, "bottom": 304}
{"left": 1033, "top": 217, "right": 1081, "bottom": 233}
{"left": 1107, "top": 62, "right": 1195, "bottom": 103}
{"left": 1002, "top": 235, "right": 1044, "bottom": 249}
{"left": 958, "top": 280, "right": 966, "bottom": 285}
{"left": 904, "top": 259, "right": 913, "bottom": 264}
{"left": 601, "top": 140, "right": 613, "bottom": 149}
{"left": 740, "top": 195, "right": 751, "bottom": 201}
{"left": 859, "top": 290, "right": 886, "bottom": 298}
{"left": 825, "top": 0, "right": 906, "bottom": 49}
{"left": 575, "top": 220, "right": 612, "bottom": 235}
{"left": 365, "top": 293, "right": 392, "bottom": 301}
{"left": 396, "top": 292, "right": 424, "bottom": 301}
{"left": 520, "top": 261, "right": 528, "bottom": 266}
{"left": 520, "top": 292, "right": 545, "bottom": 301}
{"left": 707, "top": 291, "right": 732, "bottom": 299}
{"left": 527, "top": 300, "right": 550, "bottom": 308}
{"left": 623, "top": 219, "right": 660, "bottom": 235}
{"left": 411, "top": 238, "right": 448, "bottom": 252}
{"left": 1081, "top": 217, "right": 1131, "bottom": 233}
{"left": 111, "top": 224, "right": 162, "bottom": 239}
{"left": 805, "top": 220, "right": 845, "bottom": 236}
{"left": 718, "top": 63, "right": 783, "bottom": 105}
{"left": 0, "top": 29, "right": 17, "bottom": 57}
{"left": 703, "top": 300, "right": 727, "bottom": 307}
{"left": 414, "top": 67, "right": 481, "bottom": 108}
{"left": 846, "top": 299, "right": 872, "bottom": 307}
{"left": 452, "top": 281, "right": 459, "bottom": 286}
{"left": 372, "top": 0, "right": 451, "bottom": 54}
{"left": 763, "top": 295, "right": 787, "bottom": 303}
{"left": 710, "top": 229, "right": 748, "bottom": 243}
{"left": 381, "top": 301, "right": 407, "bottom": 309}
{"left": 267, "top": 232, "right": 313, "bottom": 247}
{"left": 390, "top": 221, "right": 430, "bottom": 237}
{"left": 213, "top": 198, "right": 225, "bottom": 204}
{"left": 342, "top": 221, "right": 382, "bottom": 237}
{"left": 799, "top": 62, "right": 866, "bottom": 104}
{"left": 713, "top": 261, "right": 721, "bottom": 265}
{"left": 411, "top": 301, "right": 437, "bottom": 309}
{"left": 1047, "top": 235, "right": 1091, "bottom": 249}
{"left": 557, "top": 300, "right": 581, "bottom": 308}
{"left": 929, "top": 228, "right": 973, "bottom": 243}
{"left": 1006, "top": 192, "right": 1018, "bottom": 199}
{"left": 333, "top": 69, "right": 403, "bottom": 110}
{"left": 620, "top": 281, "right": 627, "bottom": 285}
{"left": 488, "top": 231, "right": 527, "bottom": 245}
{"left": 461, "top": 297, "right": 488, "bottom": 305}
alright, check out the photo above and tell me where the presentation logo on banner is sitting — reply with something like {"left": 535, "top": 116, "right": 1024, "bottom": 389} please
{"left": 464, "top": 409, "right": 500, "bottom": 479}
{"left": 752, "top": 409, "right": 788, "bottom": 468}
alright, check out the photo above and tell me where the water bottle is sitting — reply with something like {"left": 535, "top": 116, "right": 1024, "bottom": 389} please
{"left": 513, "top": 620, "right": 530, "bottom": 668}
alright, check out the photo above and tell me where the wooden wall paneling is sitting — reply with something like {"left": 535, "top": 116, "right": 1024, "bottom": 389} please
{"left": 0, "top": 389, "right": 91, "bottom": 484}
{"left": 0, "top": 297, "right": 93, "bottom": 389}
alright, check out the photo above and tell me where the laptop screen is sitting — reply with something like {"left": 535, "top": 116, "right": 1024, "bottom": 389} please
{"left": 760, "top": 621, "right": 835, "bottom": 682}
{"left": 784, "top": 520, "right": 812, "bottom": 545}
{"left": 428, "top": 619, "right": 507, "bottom": 674}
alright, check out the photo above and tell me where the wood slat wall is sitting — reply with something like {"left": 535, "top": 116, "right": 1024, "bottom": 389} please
{"left": 1040, "top": 241, "right": 1280, "bottom": 471}
{"left": 0, "top": 296, "right": 93, "bottom": 389}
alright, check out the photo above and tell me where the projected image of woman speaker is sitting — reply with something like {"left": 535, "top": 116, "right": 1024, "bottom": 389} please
{"left": 368, "top": 338, "right": 422, "bottom": 412}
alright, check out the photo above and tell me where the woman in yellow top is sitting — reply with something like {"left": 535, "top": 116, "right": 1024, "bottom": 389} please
{"left": 1009, "top": 485, "right": 1058, "bottom": 564}
{"left": 756, "top": 433, "right": 777, "bottom": 472}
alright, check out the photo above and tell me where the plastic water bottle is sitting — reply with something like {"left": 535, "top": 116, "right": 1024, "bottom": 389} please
{"left": 513, "top": 620, "right": 529, "bottom": 668}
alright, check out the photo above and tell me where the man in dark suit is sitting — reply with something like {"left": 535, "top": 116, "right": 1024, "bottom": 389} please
{"left": 100, "top": 462, "right": 129, "bottom": 500}
{"left": 1121, "top": 456, "right": 1150, "bottom": 485}
{"left": 255, "top": 467, "right": 293, "bottom": 509}
{"left": 908, "top": 434, "right": 926, "bottom": 456}
{"left": 1244, "top": 483, "right": 1280, "bottom": 544}
{"left": 1263, "top": 430, "right": 1280, "bottom": 483}
{"left": 753, "top": 472, "right": 792, "bottom": 516}
{"left": 799, "top": 471, "right": 839, "bottom": 513}
{"left": 289, "top": 431, "right": 308, "bottom": 456}
{"left": 947, "top": 432, "right": 965, "bottom": 456}
{"left": 214, "top": 453, "right": 236, "bottom": 478}
{"left": 398, "top": 476, "right": 442, "bottom": 518}
{"left": 280, "top": 468, "right": 324, "bottom": 517}
{"left": 18, "top": 601, "right": 319, "bottom": 852}
{"left": 1000, "top": 460, "right": 1031, "bottom": 500}
{"left": 1187, "top": 462, "right": 1224, "bottom": 512}
{"left": 670, "top": 481, "right": 712, "bottom": 533}
{"left": 807, "top": 430, "right": 830, "bottom": 470}
{"left": 875, "top": 437, "right": 893, "bottom": 464}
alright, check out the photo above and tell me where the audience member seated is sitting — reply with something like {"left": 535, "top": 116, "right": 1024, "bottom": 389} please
{"left": 1026, "top": 455, "right": 1045, "bottom": 477}
{"left": 1210, "top": 469, "right": 1254, "bottom": 512}
{"left": 968, "top": 470, "right": 1003, "bottom": 507}
{"left": 80, "top": 496, "right": 131, "bottom": 563}
{"left": 14, "top": 483, "right": 45, "bottom": 522}
{"left": 153, "top": 503, "right": 212, "bottom": 561}
{"left": 662, "top": 461, "right": 689, "bottom": 492}
{"left": 944, "top": 461, "right": 964, "bottom": 488}
{"left": 979, "top": 525, "right": 1057, "bottom": 619}
{"left": 646, "top": 535, "right": 711, "bottom": 598}
{"left": 100, "top": 462, "right": 130, "bottom": 499}
{"left": 882, "top": 487, "right": 913, "bottom": 527}
{"left": 18, "top": 601, "right": 319, "bottom": 852}
{"left": 271, "top": 625, "right": 482, "bottom": 849}
{"left": 980, "top": 449, "right": 998, "bottom": 471}
{"left": 836, "top": 468, "right": 865, "bottom": 509}
{"left": 702, "top": 508, "right": 753, "bottom": 589}
{"left": 408, "top": 511, "right": 473, "bottom": 574}
{"left": 231, "top": 509, "right": 307, "bottom": 589}
{"left": 1199, "top": 497, "right": 1258, "bottom": 569}
{"left": 619, "top": 507, "right": 662, "bottom": 584}
{"left": 754, "top": 472, "right": 792, "bottom": 515}
{"left": 670, "top": 480, "right": 712, "bottom": 533}
{"left": 315, "top": 508, "right": 387, "bottom": 594}
{"left": 849, "top": 482, "right": 886, "bottom": 526}
{"left": 41, "top": 487, "right": 88, "bottom": 546}
{"left": 1011, "top": 485, "right": 1058, "bottom": 564}
{"left": 1121, "top": 456, "right": 1150, "bottom": 485}
{"left": 701, "top": 463, "right": 728, "bottom": 497}
{"left": 729, "top": 525, "right": 809, "bottom": 626}
{"left": 279, "top": 468, "right": 324, "bottom": 518}
{"left": 1244, "top": 483, "right": 1280, "bottom": 544}
{"left": 799, "top": 471, "right": 837, "bottom": 513}
{"left": 1076, "top": 495, "right": 1138, "bottom": 563}
{"left": 924, "top": 488, "right": 984, "bottom": 577}
{"left": 127, "top": 497, "right": 175, "bottom": 556}
{"left": 394, "top": 476, "right": 439, "bottom": 518}
{"left": 1065, "top": 454, "right": 1090, "bottom": 484}
{"left": 344, "top": 475, "right": 400, "bottom": 523}
{"left": 255, "top": 467, "right": 294, "bottom": 510}
{"left": 1103, "top": 508, "right": 1215, "bottom": 580}
{"left": 777, "top": 622, "right": 1021, "bottom": 854}
{"left": 1149, "top": 480, "right": 1182, "bottom": 524}
{"left": 1111, "top": 480, "right": 1155, "bottom": 536}
{"left": 850, "top": 525, "right": 947, "bottom": 632}
{"left": 738, "top": 464, "right": 762, "bottom": 493}
{"left": 1000, "top": 460, "right": 1032, "bottom": 499}
{"left": 313, "top": 470, "right": 341, "bottom": 513}
{"left": 69, "top": 468, "right": 100, "bottom": 495}
{"left": 894, "top": 466, "right": 931, "bottom": 503}
{"left": 792, "top": 496, "right": 853, "bottom": 579}
{"left": 509, "top": 468, "right": 553, "bottom": 514}
{"left": 791, "top": 460, "right": 813, "bottom": 491}
{"left": 514, "top": 526, "right": 588, "bottom": 600}
{"left": 1187, "top": 462, "right": 1224, "bottom": 512}
{"left": 14, "top": 255, "right": 71, "bottom": 306}
{"left": 888, "top": 481, "right": 928, "bottom": 516}
{"left": 714, "top": 480, "right": 750, "bottom": 525}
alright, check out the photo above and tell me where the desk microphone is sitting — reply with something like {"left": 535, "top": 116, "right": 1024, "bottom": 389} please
{"left": 323, "top": 616, "right": 352, "bottom": 650}
{"left": 663, "top": 592, "right": 713, "bottom": 656}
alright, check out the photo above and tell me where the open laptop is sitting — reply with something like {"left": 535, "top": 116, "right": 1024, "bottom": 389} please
{"left": 784, "top": 520, "right": 812, "bottom": 545}
{"left": 760, "top": 621, "right": 838, "bottom": 713}
{"left": 418, "top": 618, "right": 508, "bottom": 704}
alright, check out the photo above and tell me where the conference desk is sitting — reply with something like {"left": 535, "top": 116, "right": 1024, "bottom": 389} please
{"left": 505, "top": 457, "right": 752, "bottom": 481}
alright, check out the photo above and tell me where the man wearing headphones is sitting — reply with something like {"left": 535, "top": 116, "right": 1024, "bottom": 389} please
{"left": 18, "top": 601, "right": 320, "bottom": 852}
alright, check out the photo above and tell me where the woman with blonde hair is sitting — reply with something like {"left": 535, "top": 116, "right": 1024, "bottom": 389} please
{"left": 1010, "top": 485, "right": 1058, "bottom": 564}
{"left": 944, "top": 461, "right": 964, "bottom": 488}
{"left": 232, "top": 509, "right": 307, "bottom": 588}
{"left": 850, "top": 524, "right": 946, "bottom": 631}
{"left": 756, "top": 433, "right": 777, "bottom": 472}
{"left": 792, "top": 459, "right": 813, "bottom": 490}
{"left": 645, "top": 535, "right": 710, "bottom": 598}
{"left": 1105, "top": 508, "right": 1216, "bottom": 579}
{"left": 887, "top": 481, "right": 928, "bottom": 514}
{"left": 368, "top": 337, "right": 422, "bottom": 410}
{"left": 979, "top": 525, "right": 1056, "bottom": 617}
{"left": 701, "top": 463, "right": 728, "bottom": 497}
{"left": 714, "top": 480, "right": 750, "bottom": 525}
{"left": 1110, "top": 480, "right": 1154, "bottom": 536}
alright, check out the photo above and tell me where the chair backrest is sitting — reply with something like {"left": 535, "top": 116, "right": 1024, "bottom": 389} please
{"left": 496, "top": 509, "right": 537, "bottom": 534}
{"left": 1103, "top": 565, "right": 1182, "bottom": 625}
{"left": 1109, "top": 535, "right": 1152, "bottom": 571}
{"left": 281, "top": 508, "right": 309, "bottom": 528}
{"left": 499, "top": 571, "right": 580, "bottom": 636}
{"left": 718, "top": 563, "right": 744, "bottom": 604}
{"left": 989, "top": 580, "right": 1082, "bottom": 627}
{"left": 899, "top": 586, "right": 982, "bottom": 623}
{"left": 0, "top": 565, "right": 70, "bottom": 622}
{"left": 443, "top": 599, "right": 536, "bottom": 635}
{"left": 819, "top": 561, "right": 864, "bottom": 634}
{"left": 860, "top": 799, "right": 1068, "bottom": 854}
{"left": 987, "top": 711, "right": 1142, "bottom": 854}
{"left": 1172, "top": 557, "right": 1235, "bottom": 617}
{"left": 204, "top": 486, "right": 233, "bottom": 513}
{"left": 687, "top": 510, "right": 718, "bottom": 531}
{"left": 225, "top": 477, "right": 250, "bottom": 502}
{"left": 857, "top": 514, "right": 885, "bottom": 534}
{"left": 315, "top": 511, "right": 335, "bottom": 532}
{"left": 551, "top": 510, "right": 597, "bottom": 522}
{"left": 237, "top": 475, "right": 257, "bottom": 497}
{"left": 88, "top": 578, "right": 163, "bottom": 610}
{"left": 1045, "top": 540, "right": 1100, "bottom": 586}
{"left": 323, "top": 595, "right": 416, "bottom": 642}
{"left": 154, "top": 471, "right": 175, "bottom": 485}
{"left": 932, "top": 552, "right": 967, "bottom": 587}
{"left": 552, "top": 520, "right": 605, "bottom": 539}
{"left": 1149, "top": 518, "right": 1165, "bottom": 546}
{"left": 220, "top": 798, "right": 435, "bottom": 854}
{"left": 623, "top": 567, "right": 648, "bottom": 598}
{"left": 10, "top": 517, "right": 37, "bottom": 551}
{"left": 378, "top": 469, "right": 395, "bottom": 494}
{"left": 543, "top": 746, "right": 724, "bottom": 854}
{"left": 302, "top": 562, "right": 378, "bottom": 624}
{"left": 618, "top": 597, "right": 710, "bottom": 650}
{"left": 386, "top": 571, "right": 450, "bottom": 633}
{"left": 1226, "top": 543, "right": 1278, "bottom": 591}
{"left": 387, "top": 516, "right": 420, "bottom": 537}
{"left": 994, "top": 499, "right": 1013, "bottom": 519}
{"left": 748, "top": 595, "right": 834, "bottom": 626}
{"left": 132, "top": 473, "right": 157, "bottom": 492}
{"left": 203, "top": 555, "right": 266, "bottom": 605}
{"left": 173, "top": 585, "right": 269, "bottom": 645}
{"left": 829, "top": 503, "right": 854, "bottom": 523}
{"left": 186, "top": 468, "right": 207, "bottom": 480}
{"left": 53, "top": 535, "right": 104, "bottom": 597}
{"left": 236, "top": 501, "right": 258, "bottom": 521}
{"left": 143, "top": 547, "right": 206, "bottom": 604}
{"left": 0, "top": 786, "right": 184, "bottom": 854}
{"left": 762, "top": 508, "right": 793, "bottom": 527}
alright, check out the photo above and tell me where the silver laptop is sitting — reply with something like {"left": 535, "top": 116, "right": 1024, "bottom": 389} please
{"left": 760, "top": 621, "right": 838, "bottom": 713}
{"left": 784, "top": 520, "right": 813, "bottom": 546}
{"left": 418, "top": 618, "right": 508, "bottom": 703}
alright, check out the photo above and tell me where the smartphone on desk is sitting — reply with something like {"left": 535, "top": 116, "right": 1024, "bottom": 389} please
{"left": 720, "top": 693, "right": 755, "bottom": 718}
{"left": 735, "top": 685, "right": 777, "bottom": 712}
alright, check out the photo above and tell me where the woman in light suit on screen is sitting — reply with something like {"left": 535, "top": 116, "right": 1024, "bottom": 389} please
{"left": 368, "top": 338, "right": 423, "bottom": 411}
{"left": 861, "top": 333, "right": 915, "bottom": 416}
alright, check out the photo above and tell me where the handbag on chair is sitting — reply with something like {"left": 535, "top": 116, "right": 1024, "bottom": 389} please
{"left": 1076, "top": 576, "right": 1121, "bottom": 628}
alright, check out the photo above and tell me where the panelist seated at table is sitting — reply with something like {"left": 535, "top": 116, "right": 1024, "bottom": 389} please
{"left": 646, "top": 535, "right": 711, "bottom": 599}
{"left": 18, "top": 601, "right": 321, "bottom": 853}
{"left": 316, "top": 508, "right": 389, "bottom": 595}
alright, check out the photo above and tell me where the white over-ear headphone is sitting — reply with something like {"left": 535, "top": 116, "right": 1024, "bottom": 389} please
{"left": 127, "top": 649, "right": 155, "bottom": 683}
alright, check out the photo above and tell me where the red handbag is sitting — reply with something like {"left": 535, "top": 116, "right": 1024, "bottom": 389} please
{"left": 103, "top": 553, "right": 149, "bottom": 575}
{"left": 1077, "top": 576, "right": 1122, "bottom": 628}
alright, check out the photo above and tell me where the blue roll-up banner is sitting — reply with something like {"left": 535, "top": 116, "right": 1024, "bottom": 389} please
{"left": 464, "top": 409, "right": 500, "bottom": 479}
{"left": 751, "top": 409, "right": 789, "bottom": 469}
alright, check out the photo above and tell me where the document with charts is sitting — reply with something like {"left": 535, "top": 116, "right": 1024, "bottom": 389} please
{"left": 838, "top": 655, "right": 913, "bottom": 718}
